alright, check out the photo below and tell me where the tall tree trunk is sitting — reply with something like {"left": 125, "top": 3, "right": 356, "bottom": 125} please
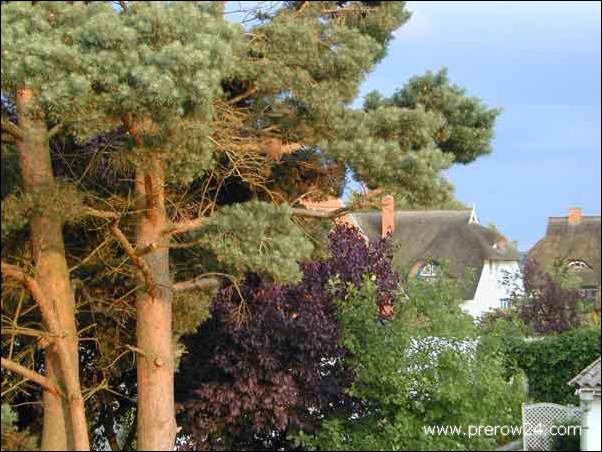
{"left": 133, "top": 156, "right": 176, "bottom": 451}
{"left": 16, "top": 87, "right": 89, "bottom": 451}
{"left": 41, "top": 357, "right": 68, "bottom": 450}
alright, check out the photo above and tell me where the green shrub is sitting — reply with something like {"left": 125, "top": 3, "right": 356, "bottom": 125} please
{"left": 301, "top": 276, "right": 526, "bottom": 451}
{"left": 503, "top": 327, "right": 601, "bottom": 404}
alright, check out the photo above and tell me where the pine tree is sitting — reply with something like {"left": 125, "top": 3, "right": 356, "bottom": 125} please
{"left": 59, "top": 3, "right": 407, "bottom": 449}
{"left": 1, "top": 2, "right": 110, "bottom": 448}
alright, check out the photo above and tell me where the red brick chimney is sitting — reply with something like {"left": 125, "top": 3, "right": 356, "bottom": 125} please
{"left": 568, "top": 207, "right": 583, "bottom": 225}
{"left": 381, "top": 195, "right": 395, "bottom": 237}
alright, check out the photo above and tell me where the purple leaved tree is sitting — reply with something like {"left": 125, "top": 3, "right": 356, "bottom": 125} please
{"left": 175, "top": 225, "right": 399, "bottom": 450}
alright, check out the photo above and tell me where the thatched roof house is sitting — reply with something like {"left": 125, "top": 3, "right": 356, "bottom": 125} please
{"left": 302, "top": 195, "right": 521, "bottom": 316}
{"left": 528, "top": 208, "right": 601, "bottom": 296}
{"left": 350, "top": 208, "right": 519, "bottom": 300}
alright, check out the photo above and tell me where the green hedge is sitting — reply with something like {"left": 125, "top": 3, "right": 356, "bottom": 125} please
{"left": 503, "top": 327, "right": 601, "bottom": 405}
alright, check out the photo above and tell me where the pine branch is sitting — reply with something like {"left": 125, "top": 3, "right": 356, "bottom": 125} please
{"left": 135, "top": 243, "right": 159, "bottom": 256}
{"left": 321, "top": 6, "right": 374, "bottom": 15}
{"left": 1, "top": 357, "right": 64, "bottom": 397}
{"left": 125, "top": 344, "right": 147, "bottom": 357}
{"left": 172, "top": 274, "right": 222, "bottom": 292}
{"left": 81, "top": 207, "right": 121, "bottom": 220}
{"left": 1, "top": 262, "right": 89, "bottom": 448}
{"left": 291, "top": 205, "right": 354, "bottom": 219}
{"left": 168, "top": 237, "right": 205, "bottom": 249}
{"left": 1, "top": 117, "right": 24, "bottom": 140}
{"left": 1, "top": 262, "right": 64, "bottom": 339}
{"left": 291, "top": 189, "right": 383, "bottom": 219}
{"left": 227, "top": 85, "right": 257, "bottom": 105}
{"left": 108, "top": 222, "right": 159, "bottom": 299}
{"left": 166, "top": 217, "right": 206, "bottom": 236}
{"left": 47, "top": 123, "right": 63, "bottom": 139}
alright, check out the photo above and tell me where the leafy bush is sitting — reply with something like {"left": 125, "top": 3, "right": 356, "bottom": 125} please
{"left": 479, "top": 308, "right": 528, "bottom": 338}
{"left": 514, "top": 259, "right": 586, "bottom": 334}
{"left": 502, "top": 327, "right": 601, "bottom": 404}
{"left": 303, "top": 275, "right": 526, "bottom": 451}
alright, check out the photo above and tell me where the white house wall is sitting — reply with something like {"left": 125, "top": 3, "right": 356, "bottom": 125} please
{"left": 584, "top": 398, "right": 601, "bottom": 451}
{"left": 462, "top": 260, "right": 522, "bottom": 317}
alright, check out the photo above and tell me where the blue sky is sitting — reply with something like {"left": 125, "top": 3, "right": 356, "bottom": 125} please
{"left": 354, "top": 1, "right": 601, "bottom": 250}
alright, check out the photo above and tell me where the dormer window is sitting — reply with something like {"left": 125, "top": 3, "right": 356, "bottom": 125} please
{"left": 580, "top": 287, "right": 598, "bottom": 300}
{"left": 417, "top": 261, "right": 440, "bottom": 279}
{"left": 567, "top": 260, "right": 591, "bottom": 271}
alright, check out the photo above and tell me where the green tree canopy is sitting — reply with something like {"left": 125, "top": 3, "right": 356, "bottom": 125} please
{"left": 302, "top": 275, "right": 525, "bottom": 451}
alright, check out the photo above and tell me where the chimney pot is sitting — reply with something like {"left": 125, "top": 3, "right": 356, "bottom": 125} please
{"left": 568, "top": 207, "right": 582, "bottom": 224}
{"left": 381, "top": 195, "right": 395, "bottom": 237}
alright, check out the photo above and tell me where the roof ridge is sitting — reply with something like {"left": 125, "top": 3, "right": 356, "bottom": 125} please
{"left": 352, "top": 209, "right": 472, "bottom": 214}
{"left": 395, "top": 207, "right": 472, "bottom": 212}
{"left": 549, "top": 215, "right": 601, "bottom": 220}
{"left": 466, "top": 222, "right": 518, "bottom": 261}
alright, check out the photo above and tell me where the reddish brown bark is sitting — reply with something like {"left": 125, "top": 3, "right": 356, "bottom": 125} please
{"left": 42, "top": 357, "right": 69, "bottom": 450}
{"left": 133, "top": 156, "right": 177, "bottom": 451}
{"left": 15, "top": 88, "right": 89, "bottom": 451}
{"left": 1, "top": 357, "right": 63, "bottom": 396}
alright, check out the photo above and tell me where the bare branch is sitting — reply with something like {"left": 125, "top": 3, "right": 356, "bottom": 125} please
{"left": 1, "top": 262, "right": 63, "bottom": 337}
{"left": 1, "top": 263, "right": 88, "bottom": 449}
{"left": 166, "top": 217, "right": 206, "bottom": 236}
{"left": 168, "top": 238, "right": 205, "bottom": 249}
{"left": 291, "top": 189, "right": 383, "bottom": 219}
{"left": 291, "top": 205, "right": 354, "bottom": 219}
{"left": 1, "top": 117, "right": 24, "bottom": 140}
{"left": 173, "top": 275, "right": 222, "bottom": 293}
{"left": 47, "top": 123, "right": 63, "bottom": 139}
{"left": 81, "top": 206, "right": 121, "bottom": 220}
{"left": 125, "top": 344, "right": 147, "bottom": 357}
{"left": 135, "top": 243, "right": 159, "bottom": 256}
{"left": 1, "top": 357, "right": 64, "bottom": 397}
{"left": 108, "top": 222, "right": 158, "bottom": 299}
{"left": 321, "top": 6, "right": 374, "bottom": 15}
{"left": 227, "top": 85, "right": 257, "bottom": 105}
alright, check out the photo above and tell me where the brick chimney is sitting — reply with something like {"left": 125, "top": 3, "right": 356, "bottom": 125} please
{"left": 568, "top": 207, "right": 583, "bottom": 225}
{"left": 381, "top": 195, "right": 395, "bottom": 237}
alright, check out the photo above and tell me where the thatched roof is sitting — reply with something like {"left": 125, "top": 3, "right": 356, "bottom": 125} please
{"left": 350, "top": 209, "right": 519, "bottom": 299}
{"left": 527, "top": 215, "right": 601, "bottom": 287}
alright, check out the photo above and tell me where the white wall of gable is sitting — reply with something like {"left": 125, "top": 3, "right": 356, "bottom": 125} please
{"left": 462, "top": 260, "right": 522, "bottom": 317}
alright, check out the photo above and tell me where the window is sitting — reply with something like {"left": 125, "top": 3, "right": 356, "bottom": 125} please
{"left": 581, "top": 287, "right": 598, "bottom": 300}
{"left": 417, "top": 262, "right": 440, "bottom": 279}
{"left": 567, "top": 260, "right": 591, "bottom": 271}
{"left": 500, "top": 298, "right": 511, "bottom": 310}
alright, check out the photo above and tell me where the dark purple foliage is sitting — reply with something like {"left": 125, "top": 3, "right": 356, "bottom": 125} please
{"left": 518, "top": 259, "right": 584, "bottom": 334}
{"left": 175, "top": 225, "right": 399, "bottom": 450}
